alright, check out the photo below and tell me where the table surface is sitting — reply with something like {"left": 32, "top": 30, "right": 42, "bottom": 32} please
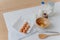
{"left": 0, "top": 0, "right": 60, "bottom": 40}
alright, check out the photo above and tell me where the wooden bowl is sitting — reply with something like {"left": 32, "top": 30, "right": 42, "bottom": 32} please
{"left": 36, "top": 17, "right": 50, "bottom": 28}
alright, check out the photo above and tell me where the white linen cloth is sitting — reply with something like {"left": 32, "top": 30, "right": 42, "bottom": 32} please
{"left": 3, "top": 2, "right": 60, "bottom": 40}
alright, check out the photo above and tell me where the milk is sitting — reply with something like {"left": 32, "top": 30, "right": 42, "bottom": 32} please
{"left": 38, "top": 1, "right": 55, "bottom": 17}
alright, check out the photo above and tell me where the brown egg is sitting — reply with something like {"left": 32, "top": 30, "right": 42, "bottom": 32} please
{"left": 24, "top": 22, "right": 28, "bottom": 24}
{"left": 19, "top": 28, "right": 23, "bottom": 32}
{"left": 27, "top": 26, "right": 30, "bottom": 30}
{"left": 23, "top": 29, "right": 27, "bottom": 33}
{"left": 20, "top": 26, "right": 25, "bottom": 32}
{"left": 22, "top": 26, "right": 26, "bottom": 29}
{"left": 24, "top": 22, "right": 28, "bottom": 27}
{"left": 25, "top": 26, "right": 30, "bottom": 32}
{"left": 25, "top": 27, "right": 28, "bottom": 31}
{"left": 25, "top": 23, "right": 30, "bottom": 28}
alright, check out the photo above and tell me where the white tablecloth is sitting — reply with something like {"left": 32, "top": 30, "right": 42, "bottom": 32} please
{"left": 3, "top": 2, "right": 60, "bottom": 40}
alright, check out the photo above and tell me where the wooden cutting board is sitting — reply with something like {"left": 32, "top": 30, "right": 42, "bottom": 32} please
{"left": 0, "top": 0, "right": 59, "bottom": 40}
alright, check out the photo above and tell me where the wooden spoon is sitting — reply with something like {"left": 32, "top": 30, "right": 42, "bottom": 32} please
{"left": 39, "top": 33, "right": 60, "bottom": 39}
